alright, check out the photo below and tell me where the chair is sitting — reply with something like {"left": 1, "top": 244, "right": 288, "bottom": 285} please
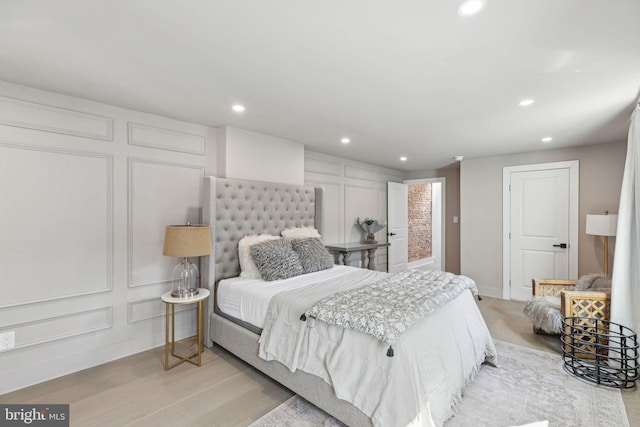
{"left": 524, "top": 276, "right": 611, "bottom": 335}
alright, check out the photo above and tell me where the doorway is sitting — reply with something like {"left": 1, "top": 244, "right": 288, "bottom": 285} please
{"left": 388, "top": 178, "right": 445, "bottom": 273}
{"left": 407, "top": 181, "right": 442, "bottom": 270}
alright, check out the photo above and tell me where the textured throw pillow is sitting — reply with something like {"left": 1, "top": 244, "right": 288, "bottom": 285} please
{"left": 238, "top": 234, "right": 280, "bottom": 279}
{"left": 281, "top": 226, "right": 321, "bottom": 240}
{"left": 250, "top": 239, "right": 304, "bottom": 281}
{"left": 574, "top": 274, "right": 612, "bottom": 291}
{"left": 292, "top": 238, "right": 334, "bottom": 274}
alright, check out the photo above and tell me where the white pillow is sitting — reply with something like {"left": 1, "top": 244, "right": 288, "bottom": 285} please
{"left": 238, "top": 234, "right": 280, "bottom": 279}
{"left": 281, "top": 226, "right": 321, "bottom": 240}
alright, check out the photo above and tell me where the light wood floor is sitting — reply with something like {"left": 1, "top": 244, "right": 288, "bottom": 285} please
{"left": 2, "top": 297, "right": 638, "bottom": 426}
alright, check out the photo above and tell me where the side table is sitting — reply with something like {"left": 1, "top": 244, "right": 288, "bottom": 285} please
{"left": 161, "top": 288, "right": 210, "bottom": 371}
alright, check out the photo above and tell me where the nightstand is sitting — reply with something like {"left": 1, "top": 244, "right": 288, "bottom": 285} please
{"left": 161, "top": 288, "right": 210, "bottom": 371}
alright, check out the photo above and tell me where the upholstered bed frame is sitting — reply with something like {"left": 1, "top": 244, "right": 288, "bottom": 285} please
{"left": 201, "top": 176, "right": 372, "bottom": 427}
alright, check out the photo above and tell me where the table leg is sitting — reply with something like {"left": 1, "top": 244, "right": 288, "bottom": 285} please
{"left": 343, "top": 251, "right": 351, "bottom": 266}
{"left": 368, "top": 248, "right": 377, "bottom": 270}
{"left": 197, "top": 300, "right": 203, "bottom": 366}
{"left": 171, "top": 304, "right": 175, "bottom": 354}
{"left": 164, "top": 303, "right": 170, "bottom": 371}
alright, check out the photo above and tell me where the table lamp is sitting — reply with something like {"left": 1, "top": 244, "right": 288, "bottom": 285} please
{"left": 586, "top": 211, "right": 618, "bottom": 276}
{"left": 162, "top": 223, "right": 212, "bottom": 298}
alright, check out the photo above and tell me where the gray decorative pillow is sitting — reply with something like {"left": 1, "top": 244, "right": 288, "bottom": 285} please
{"left": 250, "top": 239, "right": 304, "bottom": 281}
{"left": 291, "top": 238, "right": 334, "bottom": 274}
{"left": 574, "top": 274, "right": 611, "bottom": 291}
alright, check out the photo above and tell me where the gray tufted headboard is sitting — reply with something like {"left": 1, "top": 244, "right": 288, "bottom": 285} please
{"left": 201, "top": 176, "right": 324, "bottom": 291}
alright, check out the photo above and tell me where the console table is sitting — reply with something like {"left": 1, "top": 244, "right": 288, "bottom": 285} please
{"left": 325, "top": 241, "right": 390, "bottom": 270}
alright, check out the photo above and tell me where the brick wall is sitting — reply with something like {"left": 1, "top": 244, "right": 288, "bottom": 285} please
{"left": 408, "top": 183, "right": 432, "bottom": 262}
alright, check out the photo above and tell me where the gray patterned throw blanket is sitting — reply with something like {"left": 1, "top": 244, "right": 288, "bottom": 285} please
{"left": 304, "top": 269, "right": 478, "bottom": 356}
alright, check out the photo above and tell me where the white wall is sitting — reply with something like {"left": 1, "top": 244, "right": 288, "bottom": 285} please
{"left": 0, "top": 80, "right": 405, "bottom": 394}
{"left": 460, "top": 141, "right": 627, "bottom": 297}
{"left": 0, "top": 81, "right": 215, "bottom": 394}
{"left": 218, "top": 126, "right": 304, "bottom": 185}
{"left": 304, "top": 151, "right": 403, "bottom": 271}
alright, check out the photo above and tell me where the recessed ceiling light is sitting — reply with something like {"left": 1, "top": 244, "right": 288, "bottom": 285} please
{"left": 457, "top": 0, "right": 485, "bottom": 16}
{"left": 340, "top": 137, "right": 350, "bottom": 144}
{"left": 518, "top": 99, "right": 535, "bottom": 107}
{"left": 453, "top": 155, "right": 464, "bottom": 161}
{"left": 541, "top": 136, "right": 553, "bottom": 143}
{"left": 232, "top": 104, "right": 245, "bottom": 112}
{"left": 400, "top": 156, "right": 408, "bottom": 162}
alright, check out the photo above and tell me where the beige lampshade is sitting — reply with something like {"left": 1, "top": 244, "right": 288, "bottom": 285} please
{"left": 586, "top": 214, "right": 618, "bottom": 237}
{"left": 162, "top": 225, "right": 212, "bottom": 257}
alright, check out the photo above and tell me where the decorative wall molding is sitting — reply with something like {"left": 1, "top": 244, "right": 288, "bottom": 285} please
{"left": 0, "top": 142, "right": 113, "bottom": 308}
{"left": 0, "top": 307, "right": 112, "bottom": 351}
{"left": 127, "top": 158, "right": 205, "bottom": 288}
{"left": 304, "top": 157, "right": 341, "bottom": 176}
{"left": 0, "top": 82, "right": 216, "bottom": 394}
{"left": 344, "top": 183, "right": 377, "bottom": 243}
{"left": 379, "top": 172, "right": 404, "bottom": 183}
{"left": 128, "top": 122, "right": 206, "bottom": 155}
{"left": 304, "top": 178, "right": 342, "bottom": 244}
{"left": 344, "top": 182, "right": 377, "bottom": 194}
{"left": 0, "top": 96, "right": 113, "bottom": 141}
{"left": 304, "top": 151, "right": 399, "bottom": 264}
{"left": 127, "top": 296, "right": 193, "bottom": 323}
{"left": 345, "top": 165, "right": 376, "bottom": 182}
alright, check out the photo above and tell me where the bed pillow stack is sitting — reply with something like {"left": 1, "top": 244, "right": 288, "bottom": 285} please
{"left": 239, "top": 227, "right": 335, "bottom": 281}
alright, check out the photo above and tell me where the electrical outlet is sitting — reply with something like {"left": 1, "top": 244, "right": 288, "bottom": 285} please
{"left": 0, "top": 331, "right": 15, "bottom": 351}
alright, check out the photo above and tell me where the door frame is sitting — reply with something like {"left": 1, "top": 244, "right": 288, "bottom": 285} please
{"left": 502, "top": 160, "right": 579, "bottom": 299}
{"left": 404, "top": 177, "right": 446, "bottom": 271}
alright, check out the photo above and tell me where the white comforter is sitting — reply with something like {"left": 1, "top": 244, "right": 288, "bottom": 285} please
{"left": 258, "top": 267, "right": 497, "bottom": 427}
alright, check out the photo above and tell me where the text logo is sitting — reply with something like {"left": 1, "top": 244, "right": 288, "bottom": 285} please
{"left": 1, "top": 405, "right": 69, "bottom": 426}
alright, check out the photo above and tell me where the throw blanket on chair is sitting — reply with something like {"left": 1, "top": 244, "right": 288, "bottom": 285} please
{"left": 304, "top": 269, "right": 478, "bottom": 356}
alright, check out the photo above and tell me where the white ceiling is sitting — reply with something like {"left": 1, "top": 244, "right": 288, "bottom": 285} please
{"left": 1, "top": 1, "right": 638, "bottom": 171}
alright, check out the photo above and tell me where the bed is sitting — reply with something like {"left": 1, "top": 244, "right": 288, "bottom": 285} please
{"left": 202, "top": 176, "right": 496, "bottom": 427}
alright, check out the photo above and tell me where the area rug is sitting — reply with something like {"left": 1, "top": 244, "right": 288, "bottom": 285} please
{"left": 250, "top": 340, "right": 629, "bottom": 427}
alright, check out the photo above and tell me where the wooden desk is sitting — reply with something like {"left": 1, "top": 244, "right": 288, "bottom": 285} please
{"left": 325, "top": 242, "right": 390, "bottom": 270}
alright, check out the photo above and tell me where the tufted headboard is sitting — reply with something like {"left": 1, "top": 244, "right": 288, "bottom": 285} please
{"left": 201, "top": 176, "right": 324, "bottom": 290}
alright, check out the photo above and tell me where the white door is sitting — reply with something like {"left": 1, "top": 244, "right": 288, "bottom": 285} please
{"left": 503, "top": 161, "right": 579, "bottom": 301}
{"left": 387, "top": 182, "right": 408, "bottom": 273}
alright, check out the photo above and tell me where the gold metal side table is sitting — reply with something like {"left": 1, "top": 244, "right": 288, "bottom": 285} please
{"left": 161, "top": 288, "right": 210, "bottom": 371}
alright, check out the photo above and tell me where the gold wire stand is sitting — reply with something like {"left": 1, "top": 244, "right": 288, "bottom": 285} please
{"left": 163, "top": 294, "right": 207, "bottom": 371}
